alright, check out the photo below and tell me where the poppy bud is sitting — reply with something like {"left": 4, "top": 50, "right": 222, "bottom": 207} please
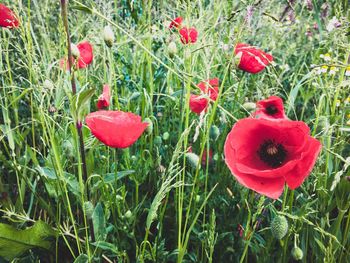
{"left": 163, "top": 132, "right": 170, "bottom": 141}
{"left": 154, "top": 136, "right": 162, "bottom": 146}
{"left": 157, "top": 165, "right": 166, "bottom": 173}
{"left": 43, "top": 79, "right": 54, "bottom": 90}
{"left": 271, "top": 215, "right": 288, "bottom": 239}
{"left": 83, "top": 201, "right": 94, "bottom": 219}
{"left": 195, "top": 194, "right": 201, "bottom": 203}
{"left": 124, "top": 210, "right": 132, "bottom": 219}
{"left": 168, "top": 41, "right": 178, "bottom": 56}
{"left": 116, "top": 194, "right": 123, "bottom": 202}
{"left": 103, "top": 25, "right": 115, "bottom": 47}
{"left": 210, "top": 125, "right": 220, "bottom": 141}
{"left": 243, "top": 102, "right": 256, "bottom": 112}
{"left": 71, "top": 43, "right": 80, "bottom": 59}
{"left": 291, "top": 246, "right": 303, "bottom": 260}
{"left": 131, "top": 155, "right": 137, "bottom": 162}
{"left": 144, "top": 118, "right": 153, "bottom": 134}
{"left": 185, "top": 152, "right": 200, "bottom": 169}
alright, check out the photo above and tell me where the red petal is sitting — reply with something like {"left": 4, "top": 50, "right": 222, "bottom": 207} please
{"left": 0, "top": 4, "right": 19, "bottom": 28}
{"left": 253, "top": 96, "right": 287, "bottom": 120}
{"left": 77, "top": 41, "right": 93, "bottom": 69}
{"left": 169, "top": 16, "right": 183, "bottom": 29}
{"left": 189, "top": 94, "right": 208, "bottom": 114}
{"left": 85, "top": 111, "right": 148, "bottom": 148}
{"left": 97, "top": 85, "right": 111, "bottom": 109}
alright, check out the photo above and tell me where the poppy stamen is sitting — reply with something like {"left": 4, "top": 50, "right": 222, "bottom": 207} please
{"left": 266, "top": 105, "right": 278, "bottom": 115}
{"left": 258, "top": 140, "right": 287, "bottom": 167}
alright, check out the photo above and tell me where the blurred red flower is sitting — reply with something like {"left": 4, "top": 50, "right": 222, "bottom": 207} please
{"left": 60, "top": 41, "right": 93, "bottom": 70}
{"left": 86, "top": 111, "right": 148, "bottom": 148}
{"left": 97, "top": 85, "right": 111, "bottom": 110}
{"left": 189, "top": 95, "right": 208, "bottom": 114}
{"left": 169, "top": 16, "right": 183, "bottom": 29}
{"left": 0, "top": 4, "right": 19, "bottom": 28}
{"left": 224, "top": 118, "right": 321, "bottom": 199}
{"left": 197, "top": 78, "right": 219, "bottom": 101}
{"left": 253, "top": 96, "right": 287, "bottom": 120}
{"left": 234, "top": 43, "right": 273, "bottom": 74}
{"left": 179, "top": 27, "right": 198, "bottom": 44}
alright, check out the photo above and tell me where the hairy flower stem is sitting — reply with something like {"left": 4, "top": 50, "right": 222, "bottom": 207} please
{"left": 60, "top": 0, "right": 95, "bottom": 243}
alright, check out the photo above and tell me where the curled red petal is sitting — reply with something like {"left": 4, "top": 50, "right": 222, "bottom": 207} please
{"left": 197, "top": 78, "right": 219, "bottom": 101}
{"left": 169, "top": 16, "right": 183, "bottom": 29}
{"left": 189, "top": 94, "right": 208, "bottom": 114}
{"left": 77, "top": 41, "right": 93, "bottom": 69}
{"left": 97, "top": 85, "right": 111, "bottom": 109}
{"left": 179, "top": 27, "right": 198, "bottom": 44}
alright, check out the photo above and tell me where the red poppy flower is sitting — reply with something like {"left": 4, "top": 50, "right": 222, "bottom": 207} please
{"left": 189, "top": 94, "right": 208, "bottom": 114}
{"left": 86, "top": 110, "right": 148, "bottom": 148}
{"left": 224, "top": 118, "right": 321, "bottom": 199}
{"left": 197, "top": 78, "right": 219, "bottom": 101}
{"left": 60, "top": 41, "right": 93, "bottom": 70}
{"left": 179, "top": 27, "right": 198, "bottom": 44}
{"left": 253, "top": 96, "right": 287, "bottom": 120}
{"left": 97, "top": 85, "right": 111, "bottom": 109}
{"left": 169, "top": 16, "right": 183, "bottom": 29}
{"left": 0, "top": 4, "right": 19, "bottom": 28}
{"left": 234, "top": 43, "right": 273, "bottom": 74}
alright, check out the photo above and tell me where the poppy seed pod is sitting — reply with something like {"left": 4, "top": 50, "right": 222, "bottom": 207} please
{"left": 103, "top": 25, "right": 115, "bottom": 47}
{"left": 271, "top": 215, "right": 288, "bottom": 239}
{"left": 291, "top": 246, "right": 303, "bottom": 260}
{"left": 71, "top": 43, "right": 80, "bottom": 59}
{"left": 124, "top": 210, "right": 132, "bottom": 219}
{"left": 144, "top": 118, "right": 153, "bottom": 134}
{"left": 154, "top": 136, "right": 162, "bottom": 146}
{"left": 163, "top": 132, "right": 170, "bottom": 141}
{"left": 210, "top": 125, "right": 220, "bottom": 141}
{"left": 168, "top": 41, "right": 178, "bottom": 56}
{"left": 242, "top": 102, "right": 256, "bottom": 112}
{"left": 185, "top": 152, "right": 200, "bottom": 169}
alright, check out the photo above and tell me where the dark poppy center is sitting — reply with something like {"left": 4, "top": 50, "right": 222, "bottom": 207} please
{"left": 257, "top": 140, "right": 287, "bottom": 168}
{"left": 266, "top": 105, "right": 278, "bottom": 115}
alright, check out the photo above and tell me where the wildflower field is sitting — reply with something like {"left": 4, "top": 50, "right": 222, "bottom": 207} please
{"left": 0, "top": 0, "right": 350, "bottom": 262}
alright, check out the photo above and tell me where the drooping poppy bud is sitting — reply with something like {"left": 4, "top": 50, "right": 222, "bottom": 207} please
{"left": 103, "top": 25, "right": 115, "bottom": 47}
{"left": 97, "top": 85, "right": 111, "bottom": 110}
{"left": 271, "top": 215, "right": 288, "bottom": 239}
{"left": 179, "top": 27, "right": 198, "bottom": 44}
{"left": 0, "top": 4, "right": 19, "bottom": 28}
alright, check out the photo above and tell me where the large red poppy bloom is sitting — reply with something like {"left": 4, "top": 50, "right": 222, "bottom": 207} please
{"left": 85, "top": 111, "right": 148, "bottom": 148}
{"left": 0, "top": 4, "right": 19, "bottom": 28}
{"left": 197, "top": 78, "right": 219, "bottom": 101}
{"left": 97, "top": 85, "right": 111, "bottom": 110}
{"left": 60, "top": 41, "right": 93, "bottom": 70}
{"left": 234, "top": 43, "right": 273, "bottom": 74}
{"left": 189, "top": 95, "right": 208, "bottom": 114}
{"left": 179, "top": 27, "right": 198, "bottom": 44}
{"left": 224, "top": 118, "right": 321, "bottom": 199}
{"left": 253, "top": 96, "right": 287, "bottom": 120}
{"left": 169, "top": 16, "right": 183, "bottom": 29}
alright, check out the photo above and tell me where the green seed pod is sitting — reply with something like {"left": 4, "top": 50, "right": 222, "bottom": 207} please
{"left": 185, "top": 152, "right": 200, "bottom": 169}
{"left": 243, "top": 102, "right": 257, "bottom": 112}
{"left": 195, "top": 195, "right": 201, "bottom": 203}
{"left": 131, "top": 155, "right": 137, "bottom": 162}
{"left": 83, "top": 201, "right": 94, "bottom": 219}
{"left": 168, "top": 41, "right": 178, "bottom": 56}
{"left": 210, "top": 125, "right": 220, "bottom": 141}
{"left": 163, "top": 132, "right": 170, "bottom": 141}
{"left": 116, "top": 194, "right": 123, "bottom": 202}
{"left": 144, "top": 118, "right": 153, "bottom": 134}
{"left": 124, "top": 210, "right": 132, "bottom": 219}
{"left": 271, "top": 215, "right": 288, "bottom": 239}
{"left": 291, "top": 247, "right": 303, "bottom": 261}
{"left": 154, "top": 136, "right": 162, "bottom": 146}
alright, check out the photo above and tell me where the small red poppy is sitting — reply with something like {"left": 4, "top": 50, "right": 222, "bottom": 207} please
{"left": 86, "top": 110, "right": 148, "bottom": 148}
{"left": 97, "top": 85, "right": 111, "bottom": 110}
{"left": 224, "top": 118, "right": 321, "bottom": 199}
{"left": 169, "top": 16, "right": 183, "bottom": 29}
{"left": 189, "top": 94, "right": 208, "bottom": 114}
{"left": 253, "top": 96, "right": 287, "bottom": 120}
{"left": 197, "top": 78, "right": 219, "bottom": 101}
{"left": 179, "top": 27, "right": 198, "bottom": 44}
{"left": 234, "top": 43, "right": 273, "bottom": 74}
{"left": 60, "top": 41, "right": 93, "bottom": 70}
{"left": 0, "top": 4, "right": 19, "bottom": 28}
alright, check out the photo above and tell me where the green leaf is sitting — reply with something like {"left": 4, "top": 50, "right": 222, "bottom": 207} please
{"left": 92, "top": 203, "right": 106, "bottom": 241}
{"left": 70, "top": 5, "right": 93, "bottom": 14}
{"left": 74, "top": 254, "right": 89, "bottom": 263}
{"left": 91, "top": 241, "right": 118, "bottom": 254}
{"left": 0, "top": 221, "right": 56, "bottom": 261}
{"left": 71, "top": 88, "right": 95, "bottom": 122}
